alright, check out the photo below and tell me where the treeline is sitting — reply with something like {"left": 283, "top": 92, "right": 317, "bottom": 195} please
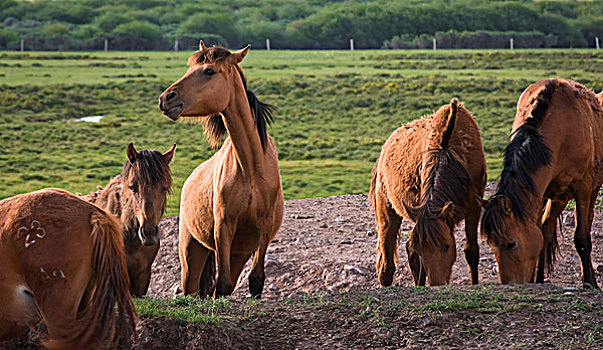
{"left": 0, "top": 0, "right": 601, "bottom": 50}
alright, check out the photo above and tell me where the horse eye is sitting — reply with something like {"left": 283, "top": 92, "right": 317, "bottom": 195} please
{"left": 204, "top": 68, "right": 215, "bottom": 76}
{"left": 162, "top": 187, "right": 168, "bottom": 193}
{"left": 506, "top": 241, "right": 516, "bottom": 250}
{"left": 128, "top": 185, "right": 137, "bottom": 193}
{"left": 444, "top": 244, "right": 450, "bottom": 252}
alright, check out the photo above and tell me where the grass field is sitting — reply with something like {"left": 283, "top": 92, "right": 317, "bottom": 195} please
{"left": 1, "top": 49, "right": 602, "bottom": 215}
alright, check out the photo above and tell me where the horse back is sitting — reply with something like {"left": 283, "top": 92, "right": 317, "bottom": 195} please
{"left": 516, "top": 79, "right": 603, "bottom": 186}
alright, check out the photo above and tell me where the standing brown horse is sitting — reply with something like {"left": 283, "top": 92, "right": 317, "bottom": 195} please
{"left": 0, "top": 189, "right": 136, "bottom": 349}
{"left": 481, "top": 78, "right": 603, "bottom": 287}
{"left": 158, "top": 42, "right": 284, "bottom": 298}
{"left": 370, "top": 98, "right": 486, "bottom": 286}
{"left": 84, "top": 142, "right": 175, "bottom": 297}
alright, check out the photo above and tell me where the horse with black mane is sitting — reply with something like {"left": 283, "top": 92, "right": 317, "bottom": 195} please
{"left": 158, "top": 42, "right": 283, "bottom": 298}
{"left": 84, "top": 143, "right": 175, "bottom": 297}
{"left": 371, "top": 98, "right": 486, "bottom": 286}
{"left": 481, "top": 78, "right": 603, "bottom": 287}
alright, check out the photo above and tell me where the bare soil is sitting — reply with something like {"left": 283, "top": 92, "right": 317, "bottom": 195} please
{"left": 5, "top": 184, "right": 603, "bottom": 349}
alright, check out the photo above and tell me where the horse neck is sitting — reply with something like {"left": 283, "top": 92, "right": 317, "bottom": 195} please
{"left": 221, "top": 71, "right": 265, "bottom": 176}
{"left": 94, "top": 179, "right": 139, "bottom": 242}
{"left": 118, "top": 192, "right": 139, "bottom": 243}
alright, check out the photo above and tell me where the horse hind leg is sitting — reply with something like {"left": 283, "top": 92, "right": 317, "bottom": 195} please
{"left": 573, "top": 185, "right": 600, "bottom": 289}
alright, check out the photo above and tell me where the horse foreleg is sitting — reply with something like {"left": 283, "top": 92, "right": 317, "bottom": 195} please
{"left": 228, "top": 252, "right": 252, "bottom": 296}
{"left": 405, "top": 240, "right": 422, "bottom": 286}
{"left": 127, "top": 243, "right": 159, "bottom": 297}
{"left": 573, "top": 185, "right": 600, "bottom": 289}
{"left": 375, "top": 195, "right": 402, "bottom": 287}
{"left": 179, "top": 222, "right": 210, "bottom": 296}
{"left": 214, "top": 220, "right": 235, "bottom": 297}
{"left": 464, "top": 204, "right": 480, "bottom": 285}
{"left": 537, "top": 199, "right": 567, "bottom": 283}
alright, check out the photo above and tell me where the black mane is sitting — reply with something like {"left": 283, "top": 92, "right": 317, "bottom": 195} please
{"left": 410, "top": 101, "right": 470, "bottom": 250}
{"left": 482, "top": 79, "right": 557, "bottom": 243}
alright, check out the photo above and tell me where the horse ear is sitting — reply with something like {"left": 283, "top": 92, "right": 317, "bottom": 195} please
{"left": 126, "top": 142, "right": 137, "bottom": 164}
{"left": 498, "top": 196, "right": 513, "bottom": 216}
{"left": 199, "top": 40, "right": 208, "bottom": 51}
{"left": 163, "top": 143, "right": 176, "bottom": 164}
{"left": 403, "top": 202, "right": 421, "bottom": 220}
{"left": 228, "top": 44, "right": 251, "bottom": 64}
{"left": 439, "top": 201, "right": 457, "bottom": 222}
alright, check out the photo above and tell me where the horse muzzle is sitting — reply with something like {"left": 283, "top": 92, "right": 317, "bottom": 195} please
{"left": 138, "top": 225, "right": 159, "bottom": 246}
{"left": 158, "top": 91, "right": 183, "bottom": 120}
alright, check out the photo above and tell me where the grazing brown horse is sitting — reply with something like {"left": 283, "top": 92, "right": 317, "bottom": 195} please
{"left": 84, "top": 143, "right": 175, "bottom": 297}
{"left": 0, "top": 189, "right": 136, "bottom": 349}
{"left": 370, "top": 98, "right": 486, "bottom": 286}
{"left": 481, "top": 78, "right": 603, "bottom": 287}
{"left": 158, "top": 42, "right": 284, "bottom": 298}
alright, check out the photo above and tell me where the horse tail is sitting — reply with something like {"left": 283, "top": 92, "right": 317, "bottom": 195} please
{"left": 368, "top": 155, "right": 380, "bottom": 213}
{"left": 440, "top": 97, "right": 459, "bottom": 149}
{"left": 199, "top": 251, "right": 216, "bottom": 297}
{"left": 45, "top": 211, "right": 137, "bottom": 349}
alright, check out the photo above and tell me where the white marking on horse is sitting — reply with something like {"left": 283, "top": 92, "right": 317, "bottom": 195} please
{"left": 40, "top": 267, "right": 66, "bottom": 280}
{"left": 17, "top": 220, "right": 47, "bottom": 248}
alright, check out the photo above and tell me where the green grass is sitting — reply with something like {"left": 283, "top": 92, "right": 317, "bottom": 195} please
{"left": 1, "top": 49, "right": 602, "bottom": 215}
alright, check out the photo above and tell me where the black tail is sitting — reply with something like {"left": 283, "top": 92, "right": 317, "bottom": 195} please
{"left": 441, "top": 98, "right": 459, "bottom": 149}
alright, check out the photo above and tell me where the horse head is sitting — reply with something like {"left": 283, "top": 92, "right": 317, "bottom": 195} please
{"left": 481, "top": 195, "right": 543, "bottom": 284}
{"left": 406, "top": 201, "right": 458, "bottom": 286}
{"left": 122, "top": 143, "right": 175, "bottom": 246}
{"left": 158, "top": 41, "right": 251, "bottom": 121}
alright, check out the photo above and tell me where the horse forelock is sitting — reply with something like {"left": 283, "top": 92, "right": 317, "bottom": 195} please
{"left": 188, "top": 46, "right": 232, "bottom": 66}
{"left": 480, "top": 196, "right": 508, "bottom": 244}
{"left": 122, "top": 150, "right": 172, "bottom": 193}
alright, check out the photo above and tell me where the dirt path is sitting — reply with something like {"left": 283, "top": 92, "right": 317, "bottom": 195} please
{"left": 150, "top": 184, "right": 603, "bottom": 300}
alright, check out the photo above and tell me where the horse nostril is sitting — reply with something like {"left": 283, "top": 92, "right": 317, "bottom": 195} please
{"left": 165, "top": 91, "right": 178, "bottom": 103}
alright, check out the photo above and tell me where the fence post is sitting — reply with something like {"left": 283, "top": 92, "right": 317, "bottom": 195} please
{"left": 104, "top": 39, "right": 108, "bottom": 52}
{"left": 433, "top": 38, "right": 437, "bottom": 50}
{"left": 350, "top": 39, "right": 354, "bottom": 51}
{"left": 174, "top": 39, "right": 178, "bottom": 51}
{"left": 20, "top": 38, "right": 24, "bottom": 52}
{"left": 596, "top": 37, "right": 600, "bottom": 50}
{"left": 266, "top": 38, "right": 270, "bottom": 51}
{"left": 510, "top": 37, "right": 514, "bottom": 50}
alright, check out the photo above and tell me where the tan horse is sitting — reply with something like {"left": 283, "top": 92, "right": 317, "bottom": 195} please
{"left": 370, "top": 98, "right": 486, "bottom": 286}
{"left": 158, "top": 42, "right": 284, "bottom": 297}
{"left": 0, "top": 189, "right": 136, "bottom": 349}
{"left": 84, "top": 143, "right": 175, "bottom": 297}
{"left": 481, "top": 78, "right": 603, "bottom": 287}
